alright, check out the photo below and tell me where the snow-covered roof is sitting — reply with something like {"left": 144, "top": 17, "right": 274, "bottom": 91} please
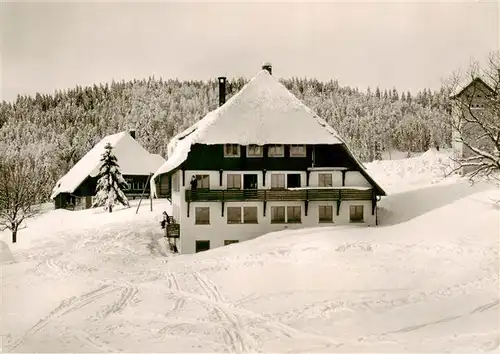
{"left": 152, "top": 69, "right": 385, "bottom": 196}
{"left": 450, "top": 76, "right": 495, "bottom": 99}
{"left": 154, "top": 69, "right": 342, "bottom": 179}
{"left": 51, "top": 131, "right": 166, "bottom": 199}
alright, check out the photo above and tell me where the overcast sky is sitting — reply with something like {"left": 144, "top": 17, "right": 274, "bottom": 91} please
{"left": 1, "top": 1, "right": 498, "bottom": 102}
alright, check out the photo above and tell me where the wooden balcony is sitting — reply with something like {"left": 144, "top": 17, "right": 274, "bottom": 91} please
{"left": 185, "top": 188, "right": 373, "bottom": 202}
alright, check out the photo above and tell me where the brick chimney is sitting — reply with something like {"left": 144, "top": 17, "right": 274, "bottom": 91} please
{"left": 218, "top": 77, "right": 226, "bottom": 107}
{"left": 262, "top": 62, "right": 272, "bottom": 75}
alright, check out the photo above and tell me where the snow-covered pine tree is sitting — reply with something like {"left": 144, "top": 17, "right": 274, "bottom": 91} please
{"left": 92, "top": 142, "right": 130, "bottom": 213}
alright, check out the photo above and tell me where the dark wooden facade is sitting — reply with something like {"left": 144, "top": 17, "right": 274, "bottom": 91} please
{"left": 163, "top": 143, "right": 385, "bottom": 196}
{"left": 54, "top": 174, "right": 153, "bottom": 210}
{"left": 182, "top": 144, "right": 356, "bottom": 171}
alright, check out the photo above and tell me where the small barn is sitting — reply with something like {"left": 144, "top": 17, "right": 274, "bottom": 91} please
{"left": 51, "top": 130, "right": 165, "bottom": 210}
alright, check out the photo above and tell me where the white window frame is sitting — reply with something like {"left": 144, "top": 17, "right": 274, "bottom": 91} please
{"left": 271, "top": 173, "right": 286, "bottom": 189}
{"left": 286, "top": 206, "right": 302, "bottom": 223}
{"left": 227, "top": 174, "right": 242, "bottom": 189}
{"left": 318, "top": 205, "right": 333, "bottom": 223}
{"left": 224, "top": 144, "right": 240, "bottom": 158}
{"left": 196, "top": 174, "right": 210, "bottom": 189}
{"left": 172, "top": 173, "right": 180, "bottom": 192}
{"left": 270, "top": 206, "right": 286, "bottom": 224}
{"left": 247, "top": 145, "right": 263, "bottom": 157}
{"left": 349, "top": 205, "right": 364, "bottom": 223}
{"left": 268, "top": 144, "right": 284, "bottom": 157}
{"left": 243, "top": 206, "right": 258, "bottom": 224}
{"left": 227, "top": 207, "right": 242, "bottom": 224}
{"left": 195, "top": 207, "right": 210, "bottom": 225}
{"left": 318, "top": 173, "right": 333, "bottom": 187}
{"left": 290, "top": 144, "right": 306, "bottom": 157}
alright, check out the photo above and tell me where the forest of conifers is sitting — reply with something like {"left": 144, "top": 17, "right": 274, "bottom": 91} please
{"left": 0, "top": 76, "right": 452, "bottom": 196}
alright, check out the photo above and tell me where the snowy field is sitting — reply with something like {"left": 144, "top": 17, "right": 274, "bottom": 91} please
{"left": 1, "top": 149, "right": 499, "bottom": 353}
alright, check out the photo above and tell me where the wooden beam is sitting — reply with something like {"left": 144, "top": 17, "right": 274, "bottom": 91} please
{"left": 341, "top": 170, "right": 346, "bottom": 186}
{"left": 187, "top": 201, "right": 190, "bottom": 218}
{"left": 306, "top": 170, "right": 311, "bottom": 186}
{"left": 304, "top": 200, "right": 309, "bottom": 216}
{"left": 262, "top": 169, "right": 267, "bottom": 187}
{"left": 182, "top": 169, "right": 185, "bottom": 187}
{"left": 263, "top": 201, "right": 267, "bottom": 217}
{"left": 337, "top": 190, "right": 342, "bottom": 215}
{"left": 371, "top": 191, "right": 377, "bottom": 215}
{"left": 221, "top": 201, "right": 225, "bottom": 217}
{"left": 219, "top": 169, "right": 223, "bottom": 187}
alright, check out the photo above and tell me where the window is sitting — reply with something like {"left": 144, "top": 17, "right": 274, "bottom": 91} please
{"left": 243, "top": 206, "right": 258, "bottom": 224}
{"left": 224, "top": 144, "right": 240, "bottom": 157}
{"left": 290, "top": 144, "right": 306, "bottom": 157}
{"left": 349, "top": 205, "right": 364, "bottom": 223}
{"left": 271, "top": 173, "right": 285, "bottom": 189}
{"left": 227, "top": 174, "right": 241, "bottom": 189}
{"left": 319, "top": 205, "right": 333, "bottom": 223}
{"left": 224, "top": 240, "right": 239, "bottom": 246}
{"left": 247, "top": 145, "right": 263, "bottom": 157}
{"left": 287, "top": 206, "right": 301, "bottom": 223}
{"left": 172, "top": 173, "right": 180, "bottom": 192}
{"left": 287, "top": 174, "right": 301, "bottom": 188}
{"left": 196, "top": 240, "right": 210, "bottom": 253}
{"left": 227, "top": 207, "right": 242, "bottom": 224}
{"left": 196, "top": 175, "right": 210, "bottom": 189}
{"left": 271, "top": 206, "right": 286, "bottom": 223}
{"left": 195, "top": 207, "right": 210, "bottom": 225}
{"left": 124, "top": 178, "right": 133, "bottom": 190}
{"left": 268, "top": 144, "right": 284, "bottom": 157}
{"left": 318, "top": 173, "right": 333, "bottom": 187}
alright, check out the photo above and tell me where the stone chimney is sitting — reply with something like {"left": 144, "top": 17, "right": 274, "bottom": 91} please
{"left": 218, "top": 77, "right": 226, "bottom": 107}
{"left": 262, "top": 62, "right": 272, "bottom": 75}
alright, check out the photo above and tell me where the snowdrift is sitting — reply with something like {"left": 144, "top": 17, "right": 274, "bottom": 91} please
{"left": 2, "top": 150, "right": 499, "bottom": 353}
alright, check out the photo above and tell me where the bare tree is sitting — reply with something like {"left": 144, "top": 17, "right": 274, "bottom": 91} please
{"left": 0, "top": 150, "right": 50, "bottom": 243}
{"left": 447, "top": 52, "right": 500, "bottom": 182}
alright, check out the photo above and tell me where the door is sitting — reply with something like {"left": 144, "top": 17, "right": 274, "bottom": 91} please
{"left": 243, "top": 174, "right": 258, "bottom": 199}
{"left": 243, "top": 174, "right": 258, "bottom": 189}
{"left": 287, "top": 174, "right": 301, "bottom": 188}
{"left": 195, "top": 240, "right": 210, "bottom": 253}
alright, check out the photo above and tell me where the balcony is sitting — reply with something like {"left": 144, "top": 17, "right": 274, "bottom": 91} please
{"left": 185, "top": 188, "right": 374, "bottom": 202}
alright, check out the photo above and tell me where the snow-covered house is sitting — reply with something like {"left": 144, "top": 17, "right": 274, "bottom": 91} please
{"left": 450, "top": 77, "right": 495, "bottom": 175}
{"left": 152, "top": 63, "right": 387, "bottom": 254}
{"left": 51, "top": 130, "right": 165, "bottom": 210}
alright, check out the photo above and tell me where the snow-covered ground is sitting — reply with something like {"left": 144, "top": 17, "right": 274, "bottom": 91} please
{"left": 2, "top": 150, "right": 499, "bottom": 353}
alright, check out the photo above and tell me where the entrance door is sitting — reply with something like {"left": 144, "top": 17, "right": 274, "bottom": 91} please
{"left": 195, "top": 240, "right": 210, "bottom": 253}
{"left": 243, "top": 174, "right": 258, "bottom": 189}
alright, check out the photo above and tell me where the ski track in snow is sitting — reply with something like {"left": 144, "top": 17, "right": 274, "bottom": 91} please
{"left": 74, "top": 329, "right": 116, "bottom": 353}
{"left": 9, "top": 285, "right": 120, "bottom": 351}
{"left": 192, "top": 271, "right": 261, "bottom": 353}
{"left": 96, "top": 285, "right": 140, "bottom": 319}
{"left": 165, "top": 271, "right": 186, "bottom": 316}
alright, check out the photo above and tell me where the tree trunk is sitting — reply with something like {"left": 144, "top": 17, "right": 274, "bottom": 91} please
{"left": 12, "top": 229, "right": 17, "bottom": 243}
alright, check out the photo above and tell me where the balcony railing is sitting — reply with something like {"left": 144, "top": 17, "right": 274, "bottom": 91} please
{"left": 185, "top": 188, "right": 373, "bottom": 202}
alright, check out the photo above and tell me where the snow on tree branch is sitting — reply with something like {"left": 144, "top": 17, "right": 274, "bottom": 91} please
{"left": 0, "top": 146, "right": 51, "bottom": 243}
{"left": 92, "top": 142, "right": 130, "bottom": 213}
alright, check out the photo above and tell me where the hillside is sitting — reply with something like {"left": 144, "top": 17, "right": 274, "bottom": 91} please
{"left": 0, "top": 76, "right": 451, "bottom": 198}
{"left": 2, "top": 150, "right": 498, "bottom": 353}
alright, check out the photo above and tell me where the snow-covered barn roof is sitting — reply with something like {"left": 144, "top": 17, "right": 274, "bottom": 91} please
{"left": 450, "top": 76, "right": 495, "bottom": 99}
{"left": 153, "top": 68, "right": 386, "bottom": 196}
{"left": 51, "top": 131, "right": 166, "bottom": 199}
